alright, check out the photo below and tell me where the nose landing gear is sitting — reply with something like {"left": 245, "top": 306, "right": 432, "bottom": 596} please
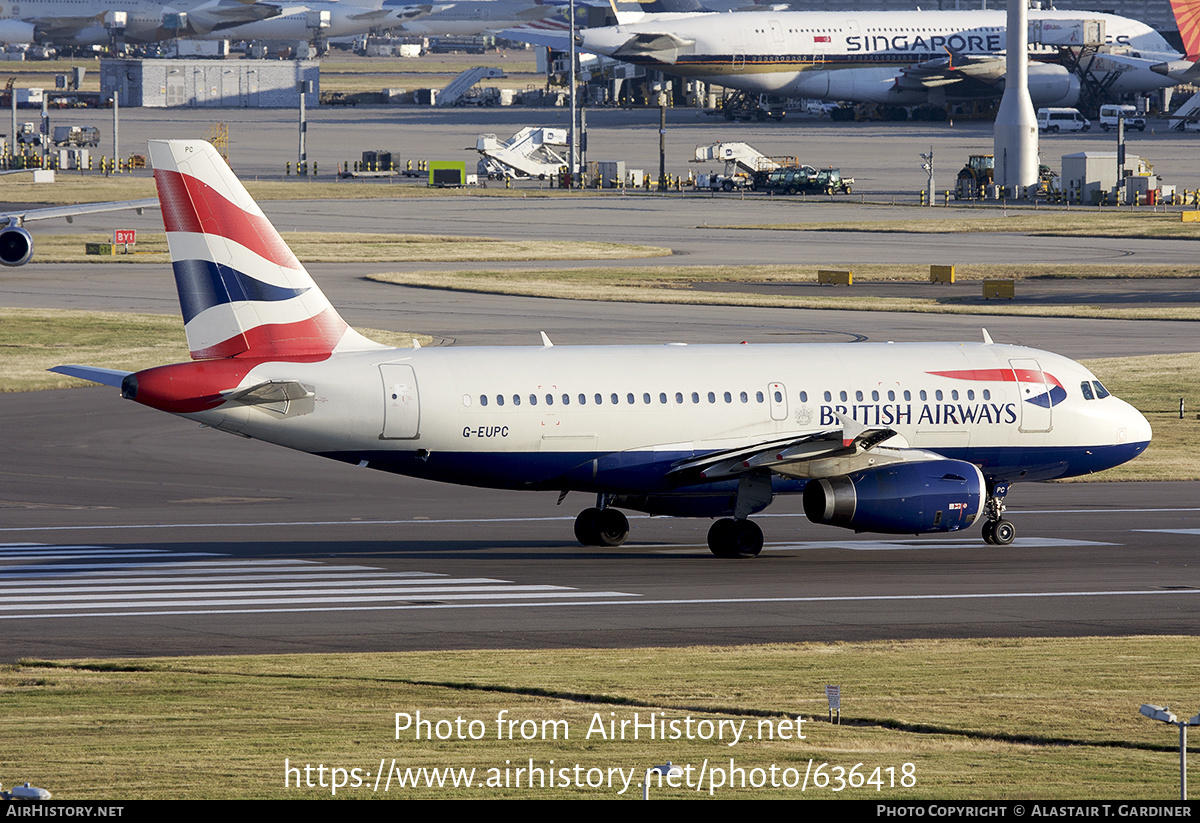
{"left": 981, "top": 480, "right": 1015, "bottom": 545}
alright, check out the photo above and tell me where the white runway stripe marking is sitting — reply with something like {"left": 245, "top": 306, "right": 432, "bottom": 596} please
{"left": 0, "top": 544, "right": 638, "bottom": 619}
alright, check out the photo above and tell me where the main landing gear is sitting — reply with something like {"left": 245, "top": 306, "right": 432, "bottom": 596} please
{"left": 574, "top": 496, "right": 630, "bottom": 547}
{"left": 981, "top": 480, "right": 1015, "bottom": 546}
{"left": 707, "top": 518, "right": 763, "bottom": 558}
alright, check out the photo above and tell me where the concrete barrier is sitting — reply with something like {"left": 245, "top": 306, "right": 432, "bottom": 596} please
{"left": 818, "top": 269, "right": 853, "bottom": 285}
{"left": 982, "top": 279, "right": 1015, "bottom": 299}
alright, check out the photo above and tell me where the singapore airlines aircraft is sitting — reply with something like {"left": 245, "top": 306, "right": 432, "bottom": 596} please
{"left": 54, "top": 141, "right": 1151, "bottom": 557}
{"left": 575, "top": 7, "right": 1183, "bottom": 108}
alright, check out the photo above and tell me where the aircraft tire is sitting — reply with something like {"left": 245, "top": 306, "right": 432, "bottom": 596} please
{"left": 574, "top": 508, "right": 602, "bottom": 546}
{"left": 981, "top": 521, "right": 997, "bottom": 544}
{"left": 708, "top": 519, "right": 738, "bottom": 557}
{"left": 992, "top": 520, "right": 1016, "bottom": 545}
{"left": 734, "top": 519, "right": 764, "bottom": 556}
{"left": 596, "top": 508, "right": 630, "bottom": 547}
{"left": 708, "top": 518, "right": 762, "bottom": 557}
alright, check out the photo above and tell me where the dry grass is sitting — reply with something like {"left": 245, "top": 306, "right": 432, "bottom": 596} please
{"left": 3, "top": 637, "right": 1198, "bottom": 799}
{"left": 26, "top": 232, "right": 669, "bottom": 264}
{"left": 719, "top": 211, "right": 1200, "bottom": 241}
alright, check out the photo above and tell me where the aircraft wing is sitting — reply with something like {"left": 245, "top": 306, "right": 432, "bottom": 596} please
{"left": 895, "top": 52, "right": 1006, "bottom": 93}
{"left": 667, "top": 414, "right": 909, "bottom": 482}
{"left": 349, "top": 4, "right": 433, "bottom": 24}
{"left": 2, "top": 198, "right": 160, "bottom": 228}
{"left": 498, "top": 23, "right": 574, "bottom": 49}
{"left": 607, "top": 31, "right": 695, "bottom": 64}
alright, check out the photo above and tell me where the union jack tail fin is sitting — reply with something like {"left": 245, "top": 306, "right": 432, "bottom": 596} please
{"left": 1172, "top": 0, "right": 1200, "bottom": 60}
{"left": 149, "top": 139, "right": 385, "bottom": 361}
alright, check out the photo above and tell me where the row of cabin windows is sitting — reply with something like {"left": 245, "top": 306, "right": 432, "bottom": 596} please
{"left": 476, "top": 390, "right": 777, "bottom": 408}
{"left": 468, "top": 386, "right": 1021, "bottom": 409}
{"left": 824, "top": 388, "right": 992, "bottom": 402}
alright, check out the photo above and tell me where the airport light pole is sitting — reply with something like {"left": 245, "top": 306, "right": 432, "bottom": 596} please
{"left": 568, "top": 0, "right": 577, "bottom": 188}
{"left": 1139, "top": 704, "right": 1200, "bottom": 800}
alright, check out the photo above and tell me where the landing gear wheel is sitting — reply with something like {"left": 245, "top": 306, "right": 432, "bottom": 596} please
{"left": 574, "top": 507, "right": 630, "bottom": 547}
{"left": 707, "top": 518, "right": 763, "bottom": 558}
{"left": 992, "top": 519, "right": 1016, "bottom": 545}
{"left": 596, "top": 508, "right": 629, "bottom": 547}
{"left": 574, "top": 507, "right": 601, "bottom": 546}
{"left": 982, "top": 521, "right": 997, "bottom": 545}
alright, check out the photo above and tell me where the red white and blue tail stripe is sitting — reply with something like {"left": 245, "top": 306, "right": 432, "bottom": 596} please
{"left": 149, "top": 140, "right": 385, "bottom": 361}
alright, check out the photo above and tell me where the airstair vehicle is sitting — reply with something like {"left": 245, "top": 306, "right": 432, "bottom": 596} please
{"left": 476, "top": 127, "right": 569, "bottom": 179}
{"left": 436, "top": 67, "right": 506, "bottom": 107}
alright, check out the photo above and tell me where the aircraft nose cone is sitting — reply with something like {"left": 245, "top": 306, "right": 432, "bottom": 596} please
{"left": 1116, "top": 400, "right": 1152, "bottom": 449}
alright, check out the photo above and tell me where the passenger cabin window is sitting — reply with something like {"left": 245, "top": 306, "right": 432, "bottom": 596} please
{"left": 479, "top": 395, "right": 488, "bottom": 407}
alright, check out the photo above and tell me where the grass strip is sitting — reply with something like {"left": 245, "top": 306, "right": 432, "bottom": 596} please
{"left": 25, "top": 232, "right": 669, "bottom": 264}
{"left": 3, "top": 637, "right": 1197, "bottom": 799}
{"left": 716, "top": 211, "right": 1200, "bottom": 241}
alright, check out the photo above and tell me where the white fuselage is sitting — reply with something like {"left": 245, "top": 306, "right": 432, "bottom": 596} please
{"left": 166, "top": 340, "right": 1150, "bottom": 499}
{"left": 578, "top": 9, "right": 1180, "bottom": 105}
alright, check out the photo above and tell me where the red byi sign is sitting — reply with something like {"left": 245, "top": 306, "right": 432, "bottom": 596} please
{"left": 114, "top": 229, "right": 136, "bottom": 246}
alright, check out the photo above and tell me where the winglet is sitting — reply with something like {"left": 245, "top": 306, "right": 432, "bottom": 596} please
{"left": 540, "top": 331, "right": 554, "bottom": 347}
{"left": 982, "top": 328, "right": 994, "bottom": 345}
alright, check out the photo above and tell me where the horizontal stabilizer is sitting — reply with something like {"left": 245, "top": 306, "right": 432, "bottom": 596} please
{"left": 49, "top": 365, "right": 132, "bottom": 388}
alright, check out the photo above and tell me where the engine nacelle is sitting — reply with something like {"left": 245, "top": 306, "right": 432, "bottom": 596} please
{"left": 1027, "top": 63, "right": 1082, "bottom": 108}
{"left": 803, "top": 459, "right": 985, "bottom": 535}
{"left": 0, "top": 19, "right": 37, "bottom": 43}
{"left": 0, "top": 226, "right": 34, "bottom": 267}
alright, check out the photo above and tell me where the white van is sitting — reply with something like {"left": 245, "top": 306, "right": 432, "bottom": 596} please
{"left": 1099, "top": 104, "right": 1146, "bottom": 132}
{"left": 1037, "top": 108, "right": 1091, "bottom": 133}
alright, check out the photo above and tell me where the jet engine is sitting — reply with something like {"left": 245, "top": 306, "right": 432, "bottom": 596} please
{"left": 0, "top": 226, "right": 34, "bottom": 267}
{"left": 803, "top": 459, "right": 985, "bottom": 534}
{"left": 1026, "top": 63, "right": 1082, "bottom": 108}
{"left": 0, "top": 20, "right": 37, "bottom": 42}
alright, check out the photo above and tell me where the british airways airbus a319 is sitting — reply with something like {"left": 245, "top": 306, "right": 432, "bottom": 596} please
{"left": 54, "top": 141, "right": 1151, "bottom": 557}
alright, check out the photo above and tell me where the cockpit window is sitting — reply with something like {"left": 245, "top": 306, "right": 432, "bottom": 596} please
{"left": 1080, "top": 381, "right": 1095, "bottom": 400}
{"left": 1093, "top": 381, "right": 1111, "bottom": 399}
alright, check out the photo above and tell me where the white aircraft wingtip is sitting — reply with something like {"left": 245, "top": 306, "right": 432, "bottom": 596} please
{"left": 981, "top": 328, "right": 994, "bottom": 345}
{"left": 540, "top": 331, "right": 554, "bottom": 348}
